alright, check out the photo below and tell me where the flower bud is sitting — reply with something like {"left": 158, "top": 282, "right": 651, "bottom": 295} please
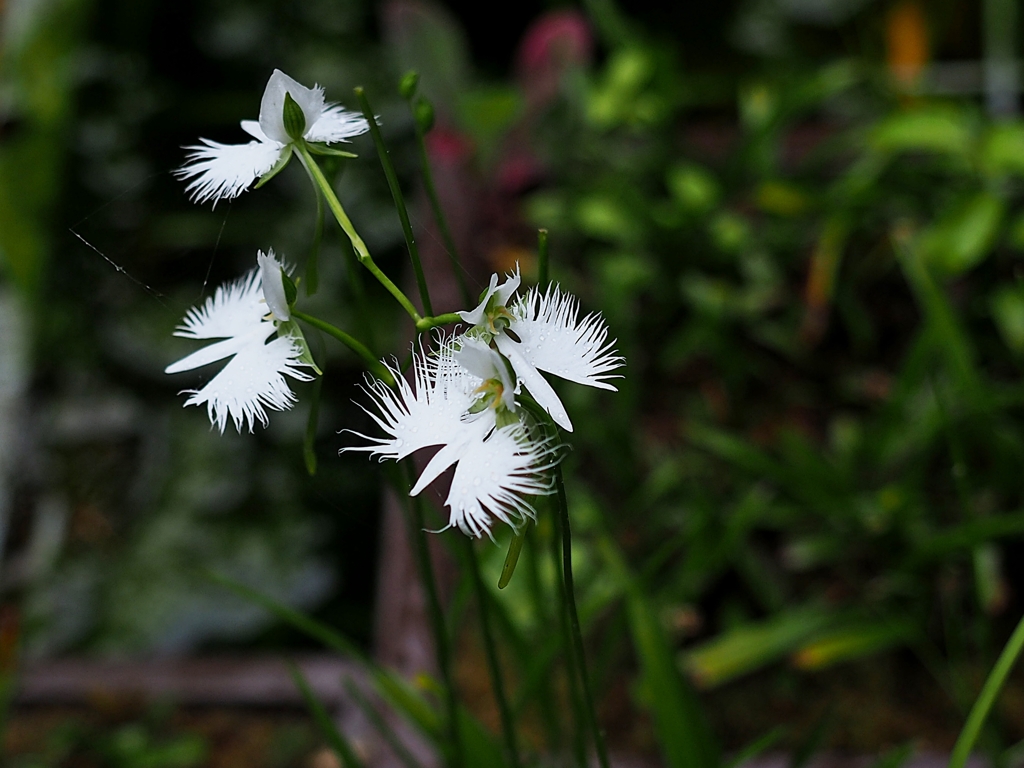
{"left": 282, "top": 92, "right": 307, "bottom": 142}
{"left": 399, "top": 70, "right": 419, "bottom": 100}
{"left": 414, "top": 97, "right": 435, "bottom": 133}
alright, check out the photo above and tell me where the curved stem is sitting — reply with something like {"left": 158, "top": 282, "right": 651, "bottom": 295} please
{"left": 295, "top": 143, "right": 422, "bottom": 325}
{"left": 462, "top": 537, "right": 522, "bottom": 768}
{"left": 355, "top": 87, "right": 433, "bottom": 317}
{"left": 291, "top": 310, "right": 393, "bottom": 386}
{"left": 554, "top": 464, "right": 611, "bottom": 768}
{"left": 949, "top": 612, "right": 1024, "bottom": 768}
{"left": 416, "top": 312, "right": 463, "bottom": 332}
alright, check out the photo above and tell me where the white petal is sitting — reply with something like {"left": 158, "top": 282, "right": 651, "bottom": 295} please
{"left": 259, "top": 69, "right": 324, "bottom": 143}
{"left": 343, "top": 340, "right": 484, "bottom": 462}
{"left": 172, "top": 268, "right": 266, "bottom": 341}
{"left": 241, "top": 119, "right": 270, "bottom": 141}
{"left": 509, "top": 285, "right": 624, "bottom": 390}
{"left": 180, "top": 333, "right": 313, "bottom": 433}
{"left": 456, "top": 267, "right": 523, "bottom": 325}
{"left": 445, "top": 424, "right": 558, "bottom": 538}
{"left": 458, "top": 273, "right": 498, "bottom": 325}
{"left": 495, "top": 334, "right": 573, "bottom": 432}
{"left": 493, "top": 264, "right": 521, "bottom": 306}
{"left": 257, "top": 249, "right": 290, "bottom": 321}
{"left": 305, "top": 104, "right": 369, "bottom": 143}
{"left": 175, "top": 138, "right": 284, "bottom": 207}
{"left": 165, "top": 332, "right": 263, "bottom": 374}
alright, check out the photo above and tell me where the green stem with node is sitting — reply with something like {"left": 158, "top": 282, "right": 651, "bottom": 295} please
{"left": 416, "top": 312, "right": 463, "bottom": 332}
{"left": 291, "top": 310, "right": 394, "bottom": 386}
{"left": 462, "top": 536, "right": 522, "bottom": 768}
{"left": 355, "top": 86, "right": 433, "bottom": 317}
{"left": 294, "top": 143, "right": 423, "bottom": 325}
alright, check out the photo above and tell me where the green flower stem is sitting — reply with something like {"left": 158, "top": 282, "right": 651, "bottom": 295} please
{"left": 415, "top": 312, "right": 463, "bottom": 332}
{"left": 554, "top": 464, "right": 611, "bottom": 768}
{"left": 295, "top": 143, "right": 423, "bottom": 325}
{"left": 355, "top": 87, "right": 433, "bottom": 317}
{"left": 949, "top": 612, "right": 1024, "bottom": 768}
{"left": 551, "top": 496, "right": 589, "bottom": 768}
{"left": 537, "top": 229, "right": 549, "bottom": 288}
{"left": 407, "top": 99, "right": 471, "bottom": 307}
{"left": 461, "top": 536, "right": 522, "bottom": 768}
{"left": 400, "top": 463, "right": 464, "bottom": 768}
{"left": 291, "top": 310, "right": 394, "bottom": 386}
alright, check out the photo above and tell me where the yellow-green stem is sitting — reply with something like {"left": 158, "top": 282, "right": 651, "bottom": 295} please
{"left": 295, "top": 143, "right": 422, "bottom": 325}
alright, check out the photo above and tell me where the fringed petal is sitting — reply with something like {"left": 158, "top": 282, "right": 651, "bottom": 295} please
{"left": 305, "top": 104, "right": 369, "bottom": 144}
{"left": 509, "top": 285, "right": 624, "bottom": 390}
{"left": 175, "top": 138, "right": 284, "bottom": 207}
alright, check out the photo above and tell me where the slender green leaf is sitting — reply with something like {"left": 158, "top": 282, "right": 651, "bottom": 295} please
{"left": 289, "top": 661, "right": 365, "bottom": 768}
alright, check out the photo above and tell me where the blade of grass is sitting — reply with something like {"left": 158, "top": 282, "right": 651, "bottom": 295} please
{"left": 345, "top": 679, "right": 424, "bottom": 768}
{"left": 288, "top": 661, "right": 365, "bottom": 768}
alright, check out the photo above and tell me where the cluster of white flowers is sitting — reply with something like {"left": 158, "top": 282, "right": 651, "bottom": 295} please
{"left": 346, "top": 268, "right": 623, "bottom": 537}
{"left": 166, "top": 69, "right": 624, "bottom": 538}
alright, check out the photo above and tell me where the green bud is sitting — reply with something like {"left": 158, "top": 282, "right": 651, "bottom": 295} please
{"left": 399, "top": 70, "right": 419, "bottom": 100}
{"left": 282, "top": 270, "right": 298, "bottom": 305}
{"left": 414, "top": 97, "right": 435, "bottom": 133}
{"left": 282, "top": 92, "right": 307, "bottom": 141}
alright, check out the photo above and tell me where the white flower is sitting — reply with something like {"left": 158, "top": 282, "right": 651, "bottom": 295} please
{"left": 165, "top": 250, "right": 314, "bottom": 433}
{"left": 458, "top": 268, "right": 624, "bottom": 432}
{"left": 175, "top": 69, "right": 369, "bottom": 206}
{"left": 345, "top": 339, "right": 558, "bottom": 538}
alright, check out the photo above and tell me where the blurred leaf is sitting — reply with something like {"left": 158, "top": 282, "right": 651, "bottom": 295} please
{"left": 458, "top": 86, "right": 522, "bottom": 157}
{"left": 681, "top": 607, "right": 836, "bottom": 687}
{"left": 981, "top": 122, "right": 1024, "bottom": 178}
{"left": 791, "top": 620, "right": 913, "bottom": 670}
{"left": 869, "top": 108, "right": 975, "bottom": 157}
{"left": 667, "top": 164, "right": 720, "bottom": 212}
{"left": 575, "top": 195, "right": 640, "bottom": 241}
{"left": 600, "top": 537, "right": 719, "bottom": 768}
{"left": 725, "top": 727, "right": 786, "bottom": 768}
{"left": 921, "top": 192, "right": 1004, "bottom": 275}
{"left": 991, "top": 285, "right": 1024, "bottom": 354}
{"left": 756, "top": 181, "right": 809, "bottom": 216}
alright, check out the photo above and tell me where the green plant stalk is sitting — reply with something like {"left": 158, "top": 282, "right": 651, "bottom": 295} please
{"left": 554, "top": 464, "right": 611, "bottom": 768}
{"left": 355, "top": 86, "right": 433, "bottom": 317}
{"left": 949, "top": 611, "right": 1024, "bottom": 768}
{"left": 291, "top": 310, "right": 394, "bottom": 386}
{"left": 526, "top": 522, "right": 564, "bottom": 752}
{"left": 537, "top": 229, "right": 549, "bottom": 287}
{"left": 295, "top": 143, "right": 423, "bottom": 324}
{"left": 401, "top": 463, "right": 464, "bottom": 768}
{"left": 409, "top": 107, "right": 471, "bottom": 307}
{"left": 462, "top": 536, "right": 522, "bottom": 768}
{"left": 417, "top": 312, "right": 463, "bottom": 331}
{"left": 551, "top": 494, "right": 589, "bottom": 768}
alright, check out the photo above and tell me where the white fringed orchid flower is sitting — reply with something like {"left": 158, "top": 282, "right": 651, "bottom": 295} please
{"left": 346, "top": 337, "right": 558, "bottom": 538}
{"left": 165, "top": 250, "right": 316, "bottom": 433}
{"left": 458, "top": 268, "right": 624, "bottom": 432}
{"left": 175, "top": 69, "right": 368, "bottom": 206}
